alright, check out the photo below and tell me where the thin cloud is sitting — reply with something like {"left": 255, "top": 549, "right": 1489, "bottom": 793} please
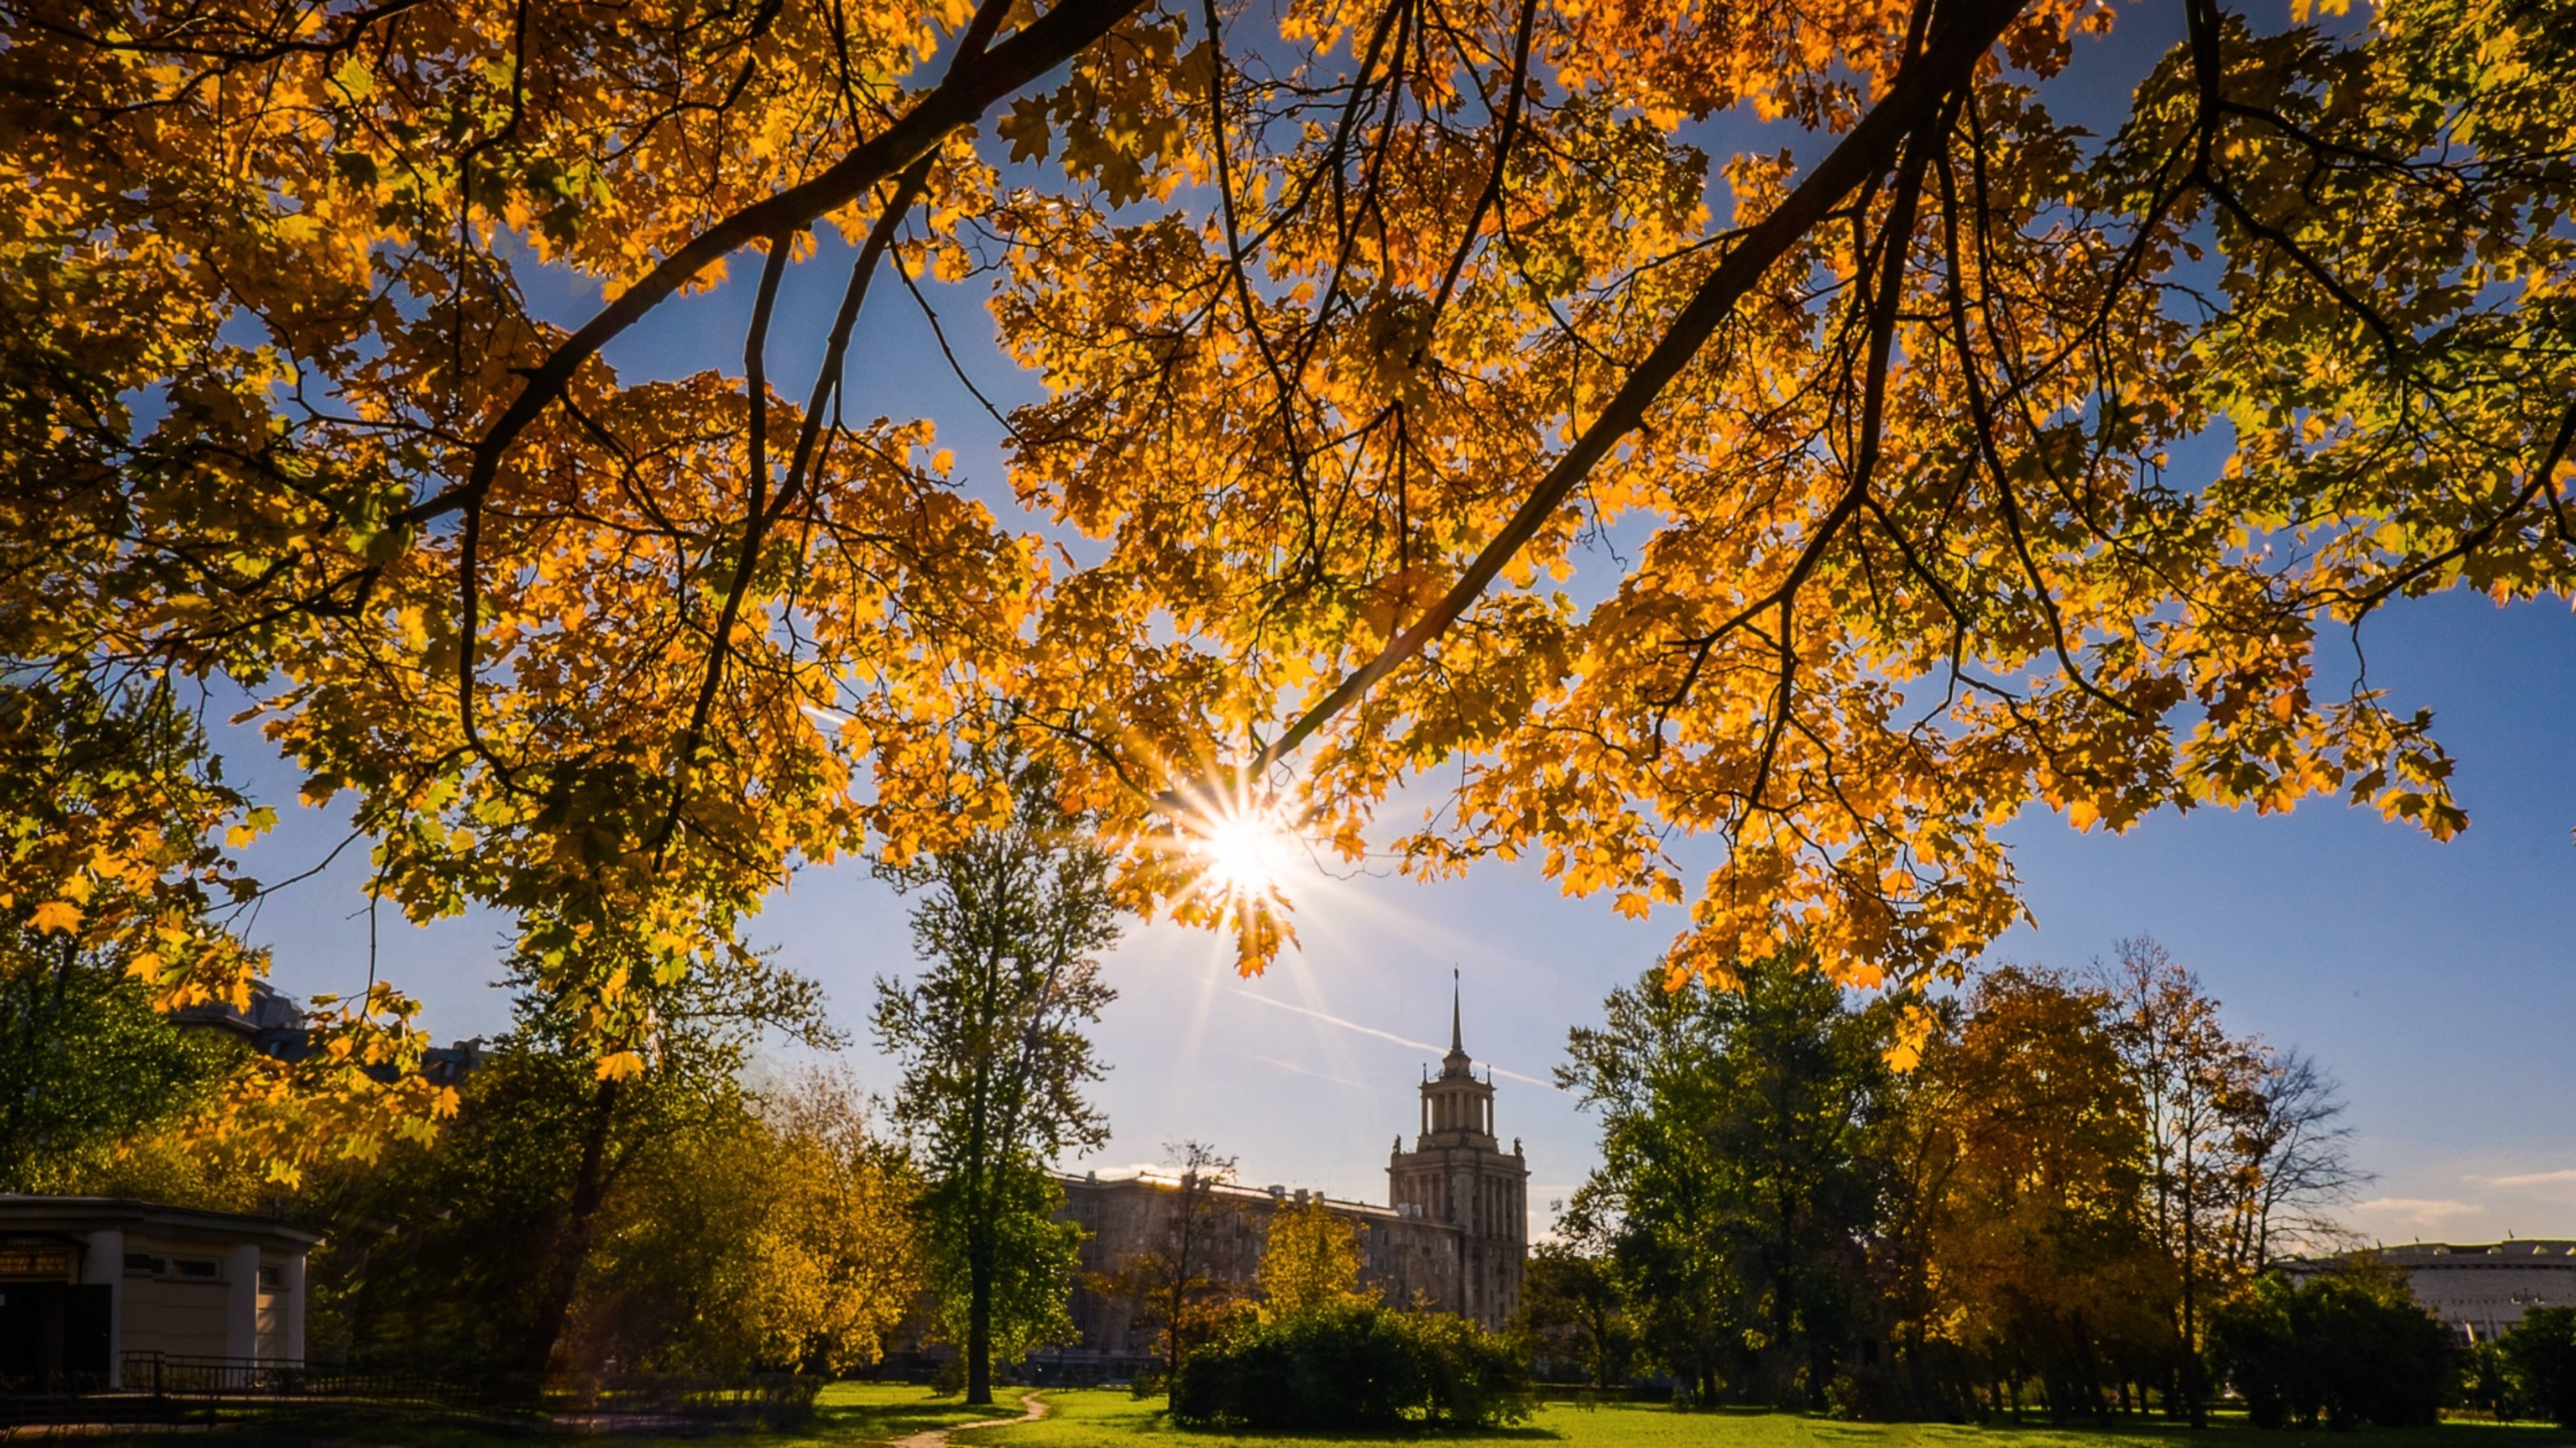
{"left": 2487, "top": 1168, "right": 2576, "bottom": 1188}
{"left": 1228, "top": 988, "right": 1568, "bottom": 1093}
{"left": 2356, "top": 1197, "right": 2486, "bottom": 1227}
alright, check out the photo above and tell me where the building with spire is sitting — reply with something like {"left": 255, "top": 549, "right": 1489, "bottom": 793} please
{"left": 1029, "top": 974, "right": 1533, "bottom": 1380}
{"left": 1386, "top": 971, "right": 1529, "bottom": 1329}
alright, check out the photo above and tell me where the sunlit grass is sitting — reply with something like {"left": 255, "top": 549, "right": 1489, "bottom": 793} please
{"left": 954, "top": 1389, "right": 2576, "bottom": 1448}
{"left": 76, "top": 1382, "right": 2574, "bottom": 1448}
{"left": 78, "top": 1379, "right": 1026, "bottom": 1448}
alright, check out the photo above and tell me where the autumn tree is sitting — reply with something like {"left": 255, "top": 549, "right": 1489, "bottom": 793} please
{"left": 323, "top": 1048, "right": 918, "bottom": 1382}
{"left": 1882, "top": 966, "right": 2164, "bottom": 1421}
{"left": 1257, "top": 1198, "right": 1370, "bottom": 1321}
{"left": 733, "top": 1068, "right": 928, "bottom": 1376}
{"left": 873, "top": 747, "right": 1119, "bottom": 1405}
{"left": 8, "top": 0, "right": 2576, "bottom": 1159}
{"left": 390, "top": 938, "right": 844, "bottom": 1388}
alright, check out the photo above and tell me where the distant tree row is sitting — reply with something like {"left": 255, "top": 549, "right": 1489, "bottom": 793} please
{"left": 1525, "top": 939, "right": 2403, "bottom": 1423}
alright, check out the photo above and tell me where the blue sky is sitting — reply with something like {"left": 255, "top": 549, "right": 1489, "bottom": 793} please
{"left": 216, "top": 2, "right": 2575, "bottom": 1246}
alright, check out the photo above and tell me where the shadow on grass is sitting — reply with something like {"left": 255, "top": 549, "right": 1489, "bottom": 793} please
{"left": 1158, "top": 1428, "right": 1563, "bottom": 1443}
{"left": 815, "top": 1391, "right": 1034, "bottom": 1441}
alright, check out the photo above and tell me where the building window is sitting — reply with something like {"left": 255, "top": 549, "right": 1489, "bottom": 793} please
{"left": 258, "top": 1264, "right": 284, "bottom": 1292}
{"left": 123, "top": 1253, "right": 236, "bottom": 1281}
{"left": 0, "top": 1244, "right": 73, "bottom": 1278}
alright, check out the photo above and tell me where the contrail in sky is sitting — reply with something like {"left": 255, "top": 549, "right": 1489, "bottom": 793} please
{"left": 1227, "top": 988, "right": 1567, "bottom": 1093}
{"left": 1246, "top": 1054, "right": 1385, "bottom": 1093}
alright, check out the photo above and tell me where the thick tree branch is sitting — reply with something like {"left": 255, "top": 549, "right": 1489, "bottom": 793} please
{"left": 1249, "top": 0, "right": 2033, "bottom": 773}
{"left": 402, "top": 0, "right": 1147, "bottom": 531}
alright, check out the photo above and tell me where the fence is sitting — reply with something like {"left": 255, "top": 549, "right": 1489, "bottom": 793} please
{"left": 118, "top": 1352, "right": 447, "bottom": 1404}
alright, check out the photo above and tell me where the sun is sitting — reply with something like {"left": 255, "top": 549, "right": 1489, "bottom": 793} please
{"left": 1191, "top": 807, "right": 1294, "bottom": 900}
{"left": 1148, "top": 764, "right": 1308, "bottom": 965}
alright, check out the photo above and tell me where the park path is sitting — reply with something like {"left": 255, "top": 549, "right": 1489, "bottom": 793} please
{"left": 888, "top": 1388, "right": 1049, "bottom": 1448}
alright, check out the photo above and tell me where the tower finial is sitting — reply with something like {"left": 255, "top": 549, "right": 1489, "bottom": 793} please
{"left": 1450, "top": 967, "right": 1462, "bottom": 1054}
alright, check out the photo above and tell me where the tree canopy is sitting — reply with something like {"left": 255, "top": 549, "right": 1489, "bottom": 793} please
{"left": 7, "top": 0, "right": 2571, "bottom": 1096}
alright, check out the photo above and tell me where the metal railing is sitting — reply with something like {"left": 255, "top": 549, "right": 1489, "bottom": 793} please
{"left": 119, "top": 1352, "right": 445, "bottom": 1403}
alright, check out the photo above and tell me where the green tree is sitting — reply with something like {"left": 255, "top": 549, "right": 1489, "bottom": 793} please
{"left": 1513, "top": 1238, "right": 1635, "bottom": 1389}
{"left": 2503, "top": 1306, "right": 2576, "bottom": 1428}
{"left": 873, "top": 749, "right": 1119, "bottom": 1405}
{"left": 2207, "top": 1261, "right": 2451, "bottom": 1429}
{"left": 0, "top": 928, "right": 235, "bottom": 1189}
{"left": 1559, "top": 950, "right": 1898, "bottom": 1406}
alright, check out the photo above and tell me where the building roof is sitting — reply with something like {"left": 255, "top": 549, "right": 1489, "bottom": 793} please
{"left": 2373, "top": 1240, "right": 2576, "bottom": 1262}
{"left": 0, "top": 1195, "right": 323, "bottom": 1250}
{"left": 1057, "top": 1169, "right": 1441, "bottom": 1230}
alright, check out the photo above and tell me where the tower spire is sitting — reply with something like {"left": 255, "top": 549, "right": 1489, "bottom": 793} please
{"left": 1450, "top": 968, "right": 1462, "bottom": 1054}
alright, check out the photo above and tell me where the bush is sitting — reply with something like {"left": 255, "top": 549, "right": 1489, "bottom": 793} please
{"left": 1170, "top": 1302, "right": 1531, "bottom": 1429}
{"left": 2502, "top": 1306, "right": 2576, "bottom": 1427}
{"left": 2209, "top": 1266, "right": 2452, "bottom": 1429}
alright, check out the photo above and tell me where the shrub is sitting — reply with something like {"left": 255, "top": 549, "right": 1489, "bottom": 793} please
{"left": 1170, "top": 1302, "right": 1531, "bottom": 1429}
{"left": 2209, "top": 1265, "right": 2452, "bottom": 1428}
{"left": 2502, "top": 1306, "right": 2576, "bottom": 1427}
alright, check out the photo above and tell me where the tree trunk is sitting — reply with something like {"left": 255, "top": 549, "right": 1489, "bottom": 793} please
{"left": 517, "top": 1077, "right": 623, "bottom": 1395}
{"left": 966, "top": 1210, "right": 996, "bottom": 1406}
{"left": 2073, "top": 1310, "right": 2112, "bottom": 1427}
{"left": 2181, "top": 1174, "right": 2205, "bottom": 1429}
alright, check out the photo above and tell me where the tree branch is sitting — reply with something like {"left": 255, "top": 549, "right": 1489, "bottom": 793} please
{"left": 1247, "top": 0, "right": 2033, "bottom": 773}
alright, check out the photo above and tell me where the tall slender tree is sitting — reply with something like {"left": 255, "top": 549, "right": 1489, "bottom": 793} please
{"left": 2100, "top": 938, "right": 2261, "bottom": 1427}
{"left": 874, "top": 748, "right": 1119, "bottom": 1405}
{"left": 2231, "top": 1047, "right": 2365, "bottom": 1274}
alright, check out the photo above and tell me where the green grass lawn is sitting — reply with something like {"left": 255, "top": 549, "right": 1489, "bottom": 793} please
{"left": 953, "top": 1389, "right": 2576, "bottom": 1448}
{"left": 67, "top": 1383, "right": 2572, "bottom": 1448}
{"left": 72, "top": 1380, "right": 1028, "bottom": 1448}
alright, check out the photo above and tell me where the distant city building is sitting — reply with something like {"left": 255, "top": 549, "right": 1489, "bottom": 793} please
{"left": 0, "top": 1196, "right": 319, "bottom": 1386}
{"left": 171, "top": 981, "right": 311, "bottom": 1061}
{"left": 1043, "top": 978, "right": 1530, "bottom": 1379}
{"left": 174, "top": 981, "right": 486, "bottom": 1085}
{"left": 2294, "top": 1240, "right": 2576, "bottom": 1344}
